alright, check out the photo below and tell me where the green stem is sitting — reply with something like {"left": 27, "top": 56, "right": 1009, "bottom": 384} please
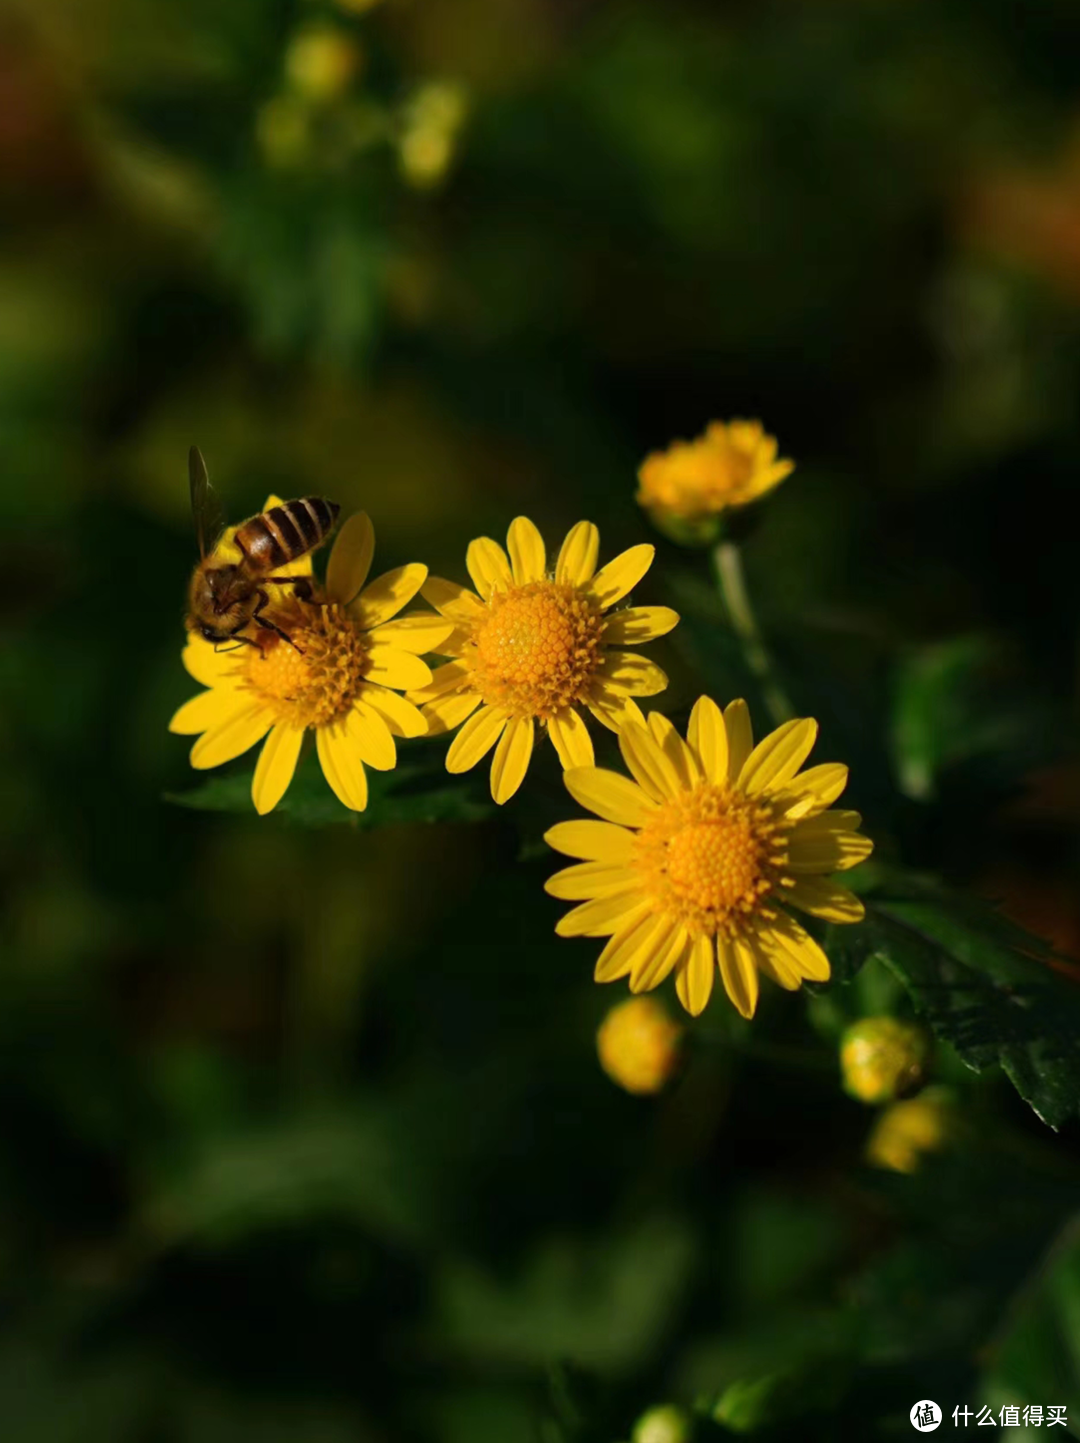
{"left": 712, "top": 538, "right": 794, "bottom": 725}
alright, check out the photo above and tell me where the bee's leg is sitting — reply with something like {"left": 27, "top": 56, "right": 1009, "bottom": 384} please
{"left": 214, "top": 636, "right": 261, "bottom": 654}
{"left": 264, "top": 576, "right": 325, "bottom": 606}
{"left": 251, "top": 589, "right": 305, "bottom": 653}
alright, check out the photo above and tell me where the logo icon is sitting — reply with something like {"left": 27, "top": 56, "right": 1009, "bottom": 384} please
{"left": 910, "top": 1401, "right": 942, "bottom": 1432}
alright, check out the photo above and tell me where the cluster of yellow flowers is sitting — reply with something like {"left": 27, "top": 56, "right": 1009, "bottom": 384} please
{"left": 171, "top": 421, "right": 873, "bottom": 1020}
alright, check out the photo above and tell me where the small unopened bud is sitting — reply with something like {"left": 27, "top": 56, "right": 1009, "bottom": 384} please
{"left": 632, "top": 1403, "right": 692, "bottom": 1443}
{"left": 866, "top": 1088, "right": 954, "bottom": 1173}
{"left": 597, "top": 998, "right": 683, "bottom": 1096}
{"left": 285, "top": 27, "right": 362, "bottom": 103}
{"left": 840, "top": 1016, "right": 929, "bottom": 1105}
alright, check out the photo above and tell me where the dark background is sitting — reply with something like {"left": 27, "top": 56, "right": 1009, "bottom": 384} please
{"left": 3, "top": 0, "right": 1080, "bottom": 1437}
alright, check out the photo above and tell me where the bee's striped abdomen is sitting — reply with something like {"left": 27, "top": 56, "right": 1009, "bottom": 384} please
{"left": 235, "top": 498, "right": 340, "bottom": 571}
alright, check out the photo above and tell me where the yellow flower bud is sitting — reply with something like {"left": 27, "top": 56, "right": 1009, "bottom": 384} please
{"left": 399, "top": 81, "right": 468, "bottom": 189}
{"left": 866, "top": 1088, "right": 954, "bottom": 1174}
{"left": 637, "top": 419, "right": 793, "bottom": 532}
{"left": 632, "top": 1404, "right": 692, "bottom": 1443}
{"left": 840, "top": 1017, "right": 929, "bottom": 1105}
{"left": 596, "top": 998, "right": 683, "bottom": 1096}
{"left": 285, "top": 27, "right": 363, "bottom": 104}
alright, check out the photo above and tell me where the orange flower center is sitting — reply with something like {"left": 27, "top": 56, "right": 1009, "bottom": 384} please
{"left": 633, "top": 784, "right": 792, "bottom": 937}
{"left": 468, "top": 580, "right": 606, "bottom": 720}
{"left": 242, "top": 599, "right": 369, "bottom": 728}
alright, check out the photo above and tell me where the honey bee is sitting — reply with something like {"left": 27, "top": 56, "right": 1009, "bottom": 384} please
{"left": 186, "top": 445, "right": 340, "bottom": 648}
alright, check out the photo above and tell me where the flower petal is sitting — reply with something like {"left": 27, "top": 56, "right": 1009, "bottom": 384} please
{"left": 507, "top": 516, "right": 546, "bottom": 585}
{"left": 182, "top": 635, "right": 242, "bottom": 688}
{"left": 603, "top": 606, "right": 680, "bottom": 645}
{"left": 687, "top": 696, "right": 728, "bottom": 784}
{"left": 586, "top": 544, "right": 655, "bottom": 611}
{"left": 630, "top": 918, "right": 688, "bottom": 994}
{"left": 543, "top": 819, "right": 635, "bottom": 863}
{"left": 738, "top": 718, "right": 818, "bottom": 795}
{"left": 593, "top": 906, "right": 657, "bottom": 980}
{"left": 788, "top": 814, "right": 874, "bottom": 873}
{"left": 587, "top": 689, "right": 647, "bottom": 733}
{"left": 548, "top": 707, "right": 595, "bottom": 769}
{"left": 408, "top": 660, "right": 473, "bottom": 704}
{"left": 316, "top": 722, "right": 369, "bottom": 812}
{"left": 190, "top": 703, "right": 274, "bottom": 770}
{"left": 751, "top": 930, "right": 803, "bottom": 990}
{"left": 598, "top": 651, "right": 668, "bottom": 697}
{"left": 724, "top": 699, "right": 753, "bottom": 782}
{"left": 358, "top": 685, "right": 429, "bottom": 738}
{"left": 563, "top": 766, "right": 659, "bottom": 827}
{"left": 618, "top": 720, "right": 683, "bottom": 802}
{"left": 717, "top": 933, "right": 760, "bottom": 1019}
{"left": 422, "top": 691, "right": 483, "bottom": 736}
{"left": 490, "top": 716, "right": 534, "bottom": 804}
{"left": 169, "top": 685, "right": 242, "bottom": 735}
{"left": 555, "top": 521, "right": 600, "bottom": 586}
{"left": 421, "top": 575, "right": 484, "bottom": 622}
{"left": 348, "top": 699, "right": 397, "bottom": 770}
{"left": 251, "top": 723, "right": 304, "bottom": 815}
{"left": 675, "top": 933, "right": 715, "bottom": 1016}
{"left": 325, "top": 511, "right": 374, "bottom": 605}
{"left": 555, "top": 889, "right": 644, "bottom": 938}
{"left": 466, "top": 537, "right": 513, "bottom": 599}
{"left": 772, "top": 763, "right": 849, "bottom": 819}
{"left": 758, "top": 909, "right": 831, "bottom": 982}
{"left": 446, "top": 704, "right": 508, "bottom": 773}
{"left": 545, "top": 861, "right": 633, "bottom": 901}
{"left": 368, "top": 613, "right": 456, "bottom": 654}
{"left": 353, "top": 564, "right": 429, "bottom": 629}
{"left": 364, "top": 645, "right": 433, "bottom": 692}
{"left": 647, "top": 711, "right": 702, "bottom": 790}
{"left": 785, "top": 876, "right": 865, "bottom": 923}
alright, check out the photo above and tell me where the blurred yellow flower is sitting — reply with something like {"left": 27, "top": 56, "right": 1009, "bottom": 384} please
{"left": 285, "top": 26, "right": 363, "bottom": 103}
{"left": 840, "top": 1016, "right": 930, "bottom": 1104}
{"left": 545, "top": 698, "right": 872, "bottom": 1017}
{"left": 596, "top": 997, "right": 683, "bottom": 1095}
{"left": 867, "top": 1089, "right": 954, "bottom": 1173}
{"left": 399, "top": 81, "right": 468, "bottom": 189}
{"left": 170, "top": 507, "right": 451, "bottom": 815}
{"left": 409, "top": 517, "right": 678, "bottom": 804}
{"left": 637, "top": 419, "right": 794, "bottom": 529}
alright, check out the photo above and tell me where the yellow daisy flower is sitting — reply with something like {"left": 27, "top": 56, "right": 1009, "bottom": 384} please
{"left": 170, "top": 505, "right": 453, "bottom": 815}
{"left": 544, "top": 697, "right": 873, "bottom": 1018}
{"left": 637, "top": 419, "right": 794, "bottom": 527}
{"left": 408, "top": 517, "right": 679, "bottom": 804}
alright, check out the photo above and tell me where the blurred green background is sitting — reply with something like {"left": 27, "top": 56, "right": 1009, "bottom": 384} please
{"left": 4, "top": 0, "right": 1080, "bottom": 1438}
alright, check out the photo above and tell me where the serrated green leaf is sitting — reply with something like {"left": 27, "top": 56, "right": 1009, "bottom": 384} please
{"left": 836, "top": 873, "right": 1080, "bottom": 1129}
{"left": 165, "top": 747, "right": 495, "bottom": 828}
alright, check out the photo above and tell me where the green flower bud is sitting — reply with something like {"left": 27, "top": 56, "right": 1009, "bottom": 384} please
{"left": 840, "top": 1016, "right": 929, "bottom": 1104}
{"left": 632, "top": 1404, "right": 692, "bottom": 1443}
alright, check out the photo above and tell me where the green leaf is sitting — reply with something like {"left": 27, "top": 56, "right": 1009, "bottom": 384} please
{"left": 982, "top": 1216, "right": 1080, "bottom": 1423}
{"left": 165, "top": 746, "right": 495, "bottom": 828}
{"left": 432, "top": 1216, "right": 696, "bottom": 1372}
{"left": 833, "top": 871, "right": 1080, "bottom": 1129}
{"left": 891, "top": 635, "right": 1036, "bottom": 801}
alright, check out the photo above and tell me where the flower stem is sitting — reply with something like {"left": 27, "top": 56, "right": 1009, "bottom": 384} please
{"left": 712, "top": 539, "right": 794, "bottom": 725}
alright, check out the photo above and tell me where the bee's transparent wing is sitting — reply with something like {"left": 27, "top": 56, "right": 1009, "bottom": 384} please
{"left": 189, "top": 445, "right": 226, "bottom": 559}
